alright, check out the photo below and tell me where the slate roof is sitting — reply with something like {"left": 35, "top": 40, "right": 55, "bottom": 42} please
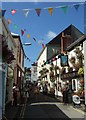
{"left": 47, "top": 24, "right": 84, "bottom": 46}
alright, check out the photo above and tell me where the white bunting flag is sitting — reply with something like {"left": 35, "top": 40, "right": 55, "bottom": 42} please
{"left": 23, "top": 9, "right": 29, "bottom": 17}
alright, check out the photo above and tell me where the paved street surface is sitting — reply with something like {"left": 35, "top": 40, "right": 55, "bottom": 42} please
{"left": 5, "top": 92, "right": 86, "bottom": 120}
{"left": 20, "top": 93, "right": 71, "bottom": 120}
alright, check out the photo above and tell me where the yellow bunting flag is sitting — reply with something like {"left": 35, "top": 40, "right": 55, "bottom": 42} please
{"left": 27, "top": 34, "right": 30, "bottom": 39}
{"left": 7, "top": 19, "right": 11, "bottom": 24}
{"left": 48, "top": 7, "right": 53, "bottom": 16}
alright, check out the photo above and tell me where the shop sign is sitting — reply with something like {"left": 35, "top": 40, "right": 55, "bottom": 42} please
{"left": 61, "top": 71, "right": 78, "bottom": 79}
{"left": 61, "top": 55, "right": 68, "bottom": 67}
{"left": 72, "top": 95, "right": 80, "bottom": 105}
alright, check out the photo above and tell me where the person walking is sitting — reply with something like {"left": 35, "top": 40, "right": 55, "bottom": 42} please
{"left": 62, "top": 87, "right": 68, "bottom": 104}
{"left": 12, "top": 84, "right": 17, "bottom": 106}
{"left": 43, "top": 84, "right": 48, "bottom": 94}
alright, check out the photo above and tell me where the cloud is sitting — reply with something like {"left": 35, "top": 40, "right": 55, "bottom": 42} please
{"left": 46, "top": 31, "right": 57, "bottom": 40}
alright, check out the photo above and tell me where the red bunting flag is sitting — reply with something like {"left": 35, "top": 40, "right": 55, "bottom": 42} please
{"left": 52, "top": 57, "right": 56, "bottom": 61}
{"left": 35, "top": 8, "right": 41, "bottom": 16}
{"left": 11, "top": 9, "right": 16, "bottom": 15}
{"left": 33, "top": 37, "right": 36, "bottom": 41}
{"left": 42, "top": 43, "right": 45, "bottom": 48}
{"left": 21, "top": 29, "right": 25, "bottom": 36}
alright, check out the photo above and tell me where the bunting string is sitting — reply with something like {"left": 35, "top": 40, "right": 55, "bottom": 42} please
{"left": 1, "top": 2, "right": 83, "bottom": 48}
{"left": 1, "top": 2, "right": 84, "bottom": 64}
{"left": 0, "top": 2, "right": 84, "bottom": 46}
{"left": 6, "top": 17, "right": 45, "bottom": 47}
{"left": 1, "top": 2, "right": 84, "bottom": 17}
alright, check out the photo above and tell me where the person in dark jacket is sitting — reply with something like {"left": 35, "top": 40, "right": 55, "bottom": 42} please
{"left": 63, "top": 87, "right": 68, "bottom": 104}
{"left": 43, "top": 84, "right": 48, "bottom": 94}
{"left": 13, "top": 84, "right": 17, "bottom": 106}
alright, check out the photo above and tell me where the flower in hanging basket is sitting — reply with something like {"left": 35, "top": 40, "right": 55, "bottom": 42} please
{"left": 80, "top": 79, "right": 84, "bottom": 84}
{"left": 78, "top": 67, "right": 84, "bottom": 75}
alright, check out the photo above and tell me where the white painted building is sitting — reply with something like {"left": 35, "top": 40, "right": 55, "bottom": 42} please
{"left": 37, "top": 47, "right": 47, "bottom": 78}
{"left": 37, "top": 25, "right": 85, "bottom": 99}
{"left": 31, "top": 63, "right": 38, "bottom": 83}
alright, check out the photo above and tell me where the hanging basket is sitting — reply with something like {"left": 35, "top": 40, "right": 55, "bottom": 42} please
{"left": 80, "top": 79, "right": 84, "bottom": 84}
{"left": 50, "top": 79, "right": 55, "bottom": 82}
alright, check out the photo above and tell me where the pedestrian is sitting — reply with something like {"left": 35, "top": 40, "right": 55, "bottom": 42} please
{"left": 12, "top": 83, "right": 17, "bottom": 106}
{"left": 43, "top": 84, "right": 48, "bottom": 94}
{"left": 62, "top": 87, "right": 68, "bottom": 104}
{"left": 25, "top": 85, "right": 30, "bottom": 99}
{"left": 33, "top": 85, "right": 39, "bottom": 95}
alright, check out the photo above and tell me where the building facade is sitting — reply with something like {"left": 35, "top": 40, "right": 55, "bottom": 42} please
{"left": 12, "top": 34, "right": 24, "bottom": 92}
{"left": 31, "top": 63, "right": 38, "bottom": 83}
{"left": 24, "top": 67, "right": 31, "bottom": 84}
{"left": 1, "top": 17, "right": 16, "bottom": 116}
{"left": 37, "top": 25, "right": 85, "bottom": 100}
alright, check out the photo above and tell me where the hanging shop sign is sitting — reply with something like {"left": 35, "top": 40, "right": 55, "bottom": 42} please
{"left": 61, "top": 71, "right": 78, "bottom": 80}
{"left": 60, "top": 55, "right": 68, "bottom": 67}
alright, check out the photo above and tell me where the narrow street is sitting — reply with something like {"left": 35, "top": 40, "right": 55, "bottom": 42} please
{"left": 7, "top": 93, "right": 70, "bottom": 120}
{"left": 5, "top": 91, "right": 85, "bottom": 120}
{"left": 19, "top": 93, "right": 71, "bottom": 120}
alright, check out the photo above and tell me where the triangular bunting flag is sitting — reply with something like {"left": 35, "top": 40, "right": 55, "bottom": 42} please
{"left": 14, "top": 24, "right": 18, "bottom": 30}
{"left": 7, "top": 19, "right": 11, "bottom": 24}
{"left": 38, "top": 40, "right": 44, "bottom": 45}
{"left": 52, "top": 48, "right": 55, "bottom": 53}
{"left": 42, "top": 43, "right": 45, "bottom": 48}
{"left": 74, "top": 4, "right": 80, "bottom": 11}
{"left": 24, "top": 55, "right": 27, "bottom": 58}
{"left": 27, "top": 34, "right": 30, "bottom": 39}
{"left": 2, "top": 10, "right": 6, "bottom": 16}
{"left": 11, "top": 9, "right": 16, "bottom": 15}
{"left": 61, "top": 6, "right": 68, "bottom": 14}
{"left": 35, "top": 8, "right": 41, "bottom": 16}
{"left": 28, "top": 59, "right": 30, "bottom": 62}
{"left": 21, "top": 29, "right": 25, "bottom": 36}
{"left": 33, "top": 37, "right": 36, "bottom": 41}
{"left": 23, "top": 9, "right": 29, "bottom": 17}
{"left": 48, "top": 7, "right": 53, "bottom": 16}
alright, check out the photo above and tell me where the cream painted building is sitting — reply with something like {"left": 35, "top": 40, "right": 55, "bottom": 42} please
{"left": 12, "top": 34, "right": 24, "bottom": 91}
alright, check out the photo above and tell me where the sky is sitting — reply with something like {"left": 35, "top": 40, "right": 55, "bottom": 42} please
{"left": 2, "top": 1, "right": 85, "bottom": 67}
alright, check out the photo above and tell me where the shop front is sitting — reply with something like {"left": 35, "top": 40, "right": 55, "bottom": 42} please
{"left": 61, "top": 70, "right": 85, "bottom": 103}
{"left": 61, "top": 71, "right": 79, "bottom": 103}
{"left": 61, "top": 71, "right": 79, "bottom": 90}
